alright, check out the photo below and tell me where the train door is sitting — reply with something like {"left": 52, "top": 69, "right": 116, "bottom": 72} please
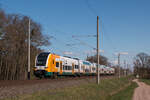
{"left": 72, "top": 63, "right": 74, "bottom": 74}
{"left": 60, "top": 61, "right": 63, "bottom": 75}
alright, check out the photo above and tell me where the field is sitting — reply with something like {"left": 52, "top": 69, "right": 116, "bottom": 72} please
{"left": 1, "top": 76, "right": 137, "bottom": 100}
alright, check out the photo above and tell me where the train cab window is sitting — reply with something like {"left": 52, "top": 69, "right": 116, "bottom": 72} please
{"left": 56, "top": 62, "right": 59, "bottom": 67}
{"left": 36, "top": 52, "right": 49, "bottom": 66}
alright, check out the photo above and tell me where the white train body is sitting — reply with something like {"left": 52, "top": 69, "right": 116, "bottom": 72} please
{"left": 34, "top": 52, "right": 115, "bottom": 78}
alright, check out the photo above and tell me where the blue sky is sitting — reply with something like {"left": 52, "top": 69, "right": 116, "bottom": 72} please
{"left": 1, "top": 0, "right": 150, "bottom": 68}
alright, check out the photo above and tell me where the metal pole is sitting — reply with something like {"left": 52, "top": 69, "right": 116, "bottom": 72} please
{"left": 97, "top": 16, "right": 100, "bottom": 84}
{"left": 127, "top": 64, "right": 129, "bottom": 76}
{"left": 28, "top": 19, "right": 31, "bottom": 80}
{"left": 118, "top": 53, "right": 120, "bottom": 78}
{"left": 124, "top": 60, "right": 126, "bottom": 76}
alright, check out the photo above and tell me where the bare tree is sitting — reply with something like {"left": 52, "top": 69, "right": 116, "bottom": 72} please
{"left": 0, "top": 9, "right": 50, "bottom": 80}
{"left": 134, "top": 52, "right": 150, "bottom": 79}
{"left": 86, "top": 55, "right": 108, "bottom": 65}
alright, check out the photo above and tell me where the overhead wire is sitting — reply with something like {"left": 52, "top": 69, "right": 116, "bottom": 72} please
{"left": 85, "top": 0, "right": 98, "bottom": 16}
{"left": 72, "top": 36, "right": 96, "bottom": 50}
{"left": 58, "top": 31, "right": 97, "bottom": 58}
{"left": 48, "top": 32, "right": 76, "bottom": 56}
{"left": 72, "top": 34, "right": 96, "bottom": 38}
{"left": 85, "top": 0, "right": 118, "bottom": 52}
{"left": 48, "top": 0, "right": 101, "bottom": 58}
{"left": 46, "top": 0, "right": 100, "bottom": 58}
{"left": 48, "top": 35, "right": 65, "bottom": 55}
{"left": 102, "top": 22, "right": 119, "bottom": 52}
{"left": 50, "top": 30, "right": 85, "bottom": 57}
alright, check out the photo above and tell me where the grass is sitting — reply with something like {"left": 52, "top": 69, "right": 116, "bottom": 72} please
{"left": 140, "top": 79, "right": 150, "bottom": 85}
{"left": 2, "top": 76, "right": 135, "bottom": 100}
{"left": 108, "top": 82, "right": 138, "bottom": 100}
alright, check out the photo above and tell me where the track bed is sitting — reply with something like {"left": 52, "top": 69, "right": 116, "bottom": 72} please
{"left": 0, "top": 75, "right": 114, "bottom": 99}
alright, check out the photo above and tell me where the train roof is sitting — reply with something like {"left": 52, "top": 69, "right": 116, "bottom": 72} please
{"left": 73, "top": 58, "right": 79, "bottom": 60}
{"left": 83, "top": 61, "right": 92, "bottom": 65}
{"left": 63, "top": 56, "right": 72, "bottom": 58}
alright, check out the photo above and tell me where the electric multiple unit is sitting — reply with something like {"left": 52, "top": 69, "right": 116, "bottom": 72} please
{"left": 34, "top": 52, "right": 115, "bottom": 78}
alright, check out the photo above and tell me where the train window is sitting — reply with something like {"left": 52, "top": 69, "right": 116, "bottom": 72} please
{"left": 70, "top": 66, "right": 72, "bottom": 70}
{"left": 65, "top": 66, "right": 67, "bottom": 70}
{"left": 56, "top": 62, "right": 59, "bottom": 67}
{"left": 64, "top": 66, "right": 69, "bottom": 70}
{"left": 75, "top": 65, "right": 79, "bottom": 69}
{"left": 36, "top": 52, "right": 49, "bottom": 66}
{"left": 63, "top": 66, "right": 65, "bottom": 70}
{"left": 69, "top": 66, "right": 71, "bottom": 70}
{"left": 68, "top": 66, "right": 70, "bottom": 70}
{"left": 92, "top": 68, "right": 96, "bottom": 71}
{"left": 68, "top": 66, "right": 69, "bottom": 70}
{"left": 66, "top": 66, "right": 68, "bottom": 70}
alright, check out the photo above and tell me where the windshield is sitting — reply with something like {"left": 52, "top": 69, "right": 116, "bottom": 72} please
{"left": 36, "top": 52, "right": 50, "bottom": 66}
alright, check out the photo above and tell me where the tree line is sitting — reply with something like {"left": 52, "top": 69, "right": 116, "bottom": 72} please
{"left": 134, "top": 52, "right": 150, "bottom": 79}
{"left": 86, "top": 54, "right": 132, "bottom": 76}
{"left": 86, "top": 54, "right": 109, "bottom": 66}
{"left": 0, "top": 9, "right": 50, "bottom": 80}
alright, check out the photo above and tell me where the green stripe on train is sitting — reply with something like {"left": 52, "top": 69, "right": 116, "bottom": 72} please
{"left": 62, "top": 72, "right": 73, "bottom": 75}
{"left": 45, "top": 72, "right": 96, "bottom": 76}
{"left": 45, "top": 72, "right": 73, "bottom": 76}
{"left": 45, "top": 72, "right": 53, "bottom": 76}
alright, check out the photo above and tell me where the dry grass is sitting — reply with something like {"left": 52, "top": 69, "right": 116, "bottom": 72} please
{"left": 2, "top": 76, "right": 134, "bottom": 100}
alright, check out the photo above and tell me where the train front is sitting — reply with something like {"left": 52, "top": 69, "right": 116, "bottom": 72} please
{"left": 34, "top": 52, "right": 50, "bottom": 78}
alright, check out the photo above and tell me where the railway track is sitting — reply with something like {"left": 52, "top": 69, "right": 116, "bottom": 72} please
{"left": 0, "top": 75, "right": 114, "bottom": 88}
{"left": 0, "top": 75, "right": 116, "bottom": 99}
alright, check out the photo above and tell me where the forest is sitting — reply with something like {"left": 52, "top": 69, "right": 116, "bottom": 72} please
{"left": 0, "top": 9, "right": 50, "bottom": 80}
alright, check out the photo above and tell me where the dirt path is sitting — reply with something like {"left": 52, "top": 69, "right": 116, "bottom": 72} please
{"left": 133, "top": 79, "right": 150, "bottom": 100}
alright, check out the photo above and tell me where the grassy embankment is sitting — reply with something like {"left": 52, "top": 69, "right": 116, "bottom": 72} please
{"left": 140, "top": 79, "right": 150, "bottom": 85}
{"left": 109, "top": 81, "right": 138, "bottom": 100}
{"left": 3, "top": 76, "right": 137, "bottom": 100}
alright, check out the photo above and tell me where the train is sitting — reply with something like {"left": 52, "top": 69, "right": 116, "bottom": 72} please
{"left": 33, "top": 52, "right": 115, "bottom": 78}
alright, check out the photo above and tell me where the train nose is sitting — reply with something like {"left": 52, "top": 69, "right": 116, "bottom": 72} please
{"left": 34, "top": 70, "right": 46, "bottom": 78}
